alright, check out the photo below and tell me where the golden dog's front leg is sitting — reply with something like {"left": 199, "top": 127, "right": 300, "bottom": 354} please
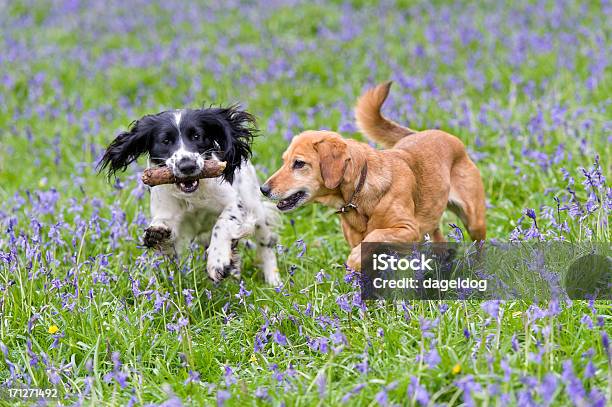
{"left": 346, "top": 244, "right": 362, "bottom": 271}
{"left": 341, "top": 219, "right": 365, "bottom": 271}
{"left": 340, "top": 217, "right": 366, "bottom": 248}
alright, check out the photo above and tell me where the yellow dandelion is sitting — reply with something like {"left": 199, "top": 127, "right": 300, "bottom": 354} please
{"left": 48, "top": 325, "right": 59, "bottom": 334}
{"left": 249, "top": 354, "right": 258, "bottom": 364}
{"left": 452, "top": 363, "right": 462, "bottom": 375}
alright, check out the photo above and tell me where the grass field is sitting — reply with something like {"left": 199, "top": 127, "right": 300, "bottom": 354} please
{"left": 0, "top": 0, "right": 610, "bottom": 405}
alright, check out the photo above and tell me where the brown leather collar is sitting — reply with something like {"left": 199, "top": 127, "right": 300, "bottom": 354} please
{"left": 336, "top": 163, "right": 368, "bottom": 214}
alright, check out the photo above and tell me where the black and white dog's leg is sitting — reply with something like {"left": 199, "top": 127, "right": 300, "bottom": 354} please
{"left": 145, "top": 185, "right": 183, "bottom": 255}
{"left": 228, "top": 239, "right": 242, "bottom": 279}
{"left": 255, "top": 221, "right": 280, "bottom": 286}
{"left": 206, "top": 203, "right": 255, "bottom": 283}
{"left": 254, "top": 203, "right": 280, "bottom": 286}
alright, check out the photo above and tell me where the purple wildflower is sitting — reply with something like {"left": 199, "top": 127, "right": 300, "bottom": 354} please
{"left": 235, "top": 280, "right": 251, "bottom": 303}
{"left": 269, "top": 363, "right": 284, "bottom": 383}
{"left": 103, "top": 351, "right": 128, "bottom": 389}
{"left": 25, "top": 339, "right": 38, "bottom": 367}
{"left": 408, "top": 377, "right": 430, "bottom": 406}
{"left": 424, "top": 346, "right": 441, "bottom": 369}
{"left": 273, "top": 330, "right": 288, "bottom": 346}
{"left": 481, "top": 300, "right": 501, "bottom": 320}
{"left": 0, "top": 342, "right": 19, "bottom": 383}
{"left": 584, "top": 360, "right": 595, "bottom": 378}
{"left": 561, "top": 360, "right": 586, "bottom": 405}
{"left": 602, "top": 331, "right": 609, "bottom": 352}
{"left": 255, "top": 387, "right": 269, "bottom": 400}
{"left": 216, "top": 390, "right": 230, "bottom": 407}
{"left": 580, "top": 314, "right": 593, "bottom": 329}
{"left": 538, "top": 373, "right": 558, "bottom": 406}
{"left": 511, "top": 334, "right": 519, "bottom": 352}
{"left": 448, "top": 223, "right": 465, "bottom": 242}
{"left": 315, "top": 270, "right": 328, "bottom": 283}
{"left": 374, "top": 388, "right": 388, "bottom": 406}
{"left": 500, "top": 357, "right": 512, "bottom": 383}
{"left": 525, "top": 208, "right": 537, "bottom": 221}
{"left": 331, "top": 329, "right": 347, "bottom": 346}
{"left": 316, "top": 372, "right": 326, "bottom": 398}
{"left": 341, "top": 383, "right": 366, "bottom": 403}
{"left": 336, "top": 294, "right": 352, "bottom": 312}
{"left": 295, "top": 239, "right": 306, "bottom": 257}
{"left": 455, "top": 375, "right": 482, "bottom": 407}
{"left": 49, "top": 331, "right": 65, "bottom": 349}
{"left": 438, "top": 303, "right": 449, "bottom": 314}
{"left": 182, "top": 289, "right": 195, "bottom": 307}
{"left": 308, "top": 337, "right": 329, "bottom": 354}
{"left": 184, "top": 370, "right": 200, "bottom": 385}
{"left": 223, "top": 365, "right": 236, "bottom": 387}
{"left": 159, "top": 394, "right": 183, "bottom": 407}
{"left": 418, "top": 317, "right": 439, "bottom": 338}
{"left": 355, "top": 357, "right": 368, "bottom": 374}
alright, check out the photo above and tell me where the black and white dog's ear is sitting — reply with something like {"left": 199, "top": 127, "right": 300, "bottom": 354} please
{"left": 97, "top": 119, "right": 150, "bottom": 179}
{"left": 213, "top": 105, "right": 256, "bottom": 184}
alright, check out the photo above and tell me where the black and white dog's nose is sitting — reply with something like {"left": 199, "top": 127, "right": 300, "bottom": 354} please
{"left": 177, "top": 158, "right": 198, "bottom": 175}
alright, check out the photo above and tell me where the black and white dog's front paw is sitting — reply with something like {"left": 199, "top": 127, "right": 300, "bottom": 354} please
{"left": 143, "top": 226, "right": 172, "bottom": 249}
{"left": 207, "top": 250, "right": 241, "bottom": 283}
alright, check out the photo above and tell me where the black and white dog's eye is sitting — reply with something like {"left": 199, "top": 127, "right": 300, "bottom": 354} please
{"left": 186, "top": 128, "right": 200, "bottom": 140}
{"left": 293, "top": 160, "right": 306, "bottom": 169}
{"left": 162, "top": 138, "right": 171, "bottom": 145}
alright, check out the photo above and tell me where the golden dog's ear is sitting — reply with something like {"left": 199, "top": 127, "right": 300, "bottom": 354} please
{"left": 315, "top": 138, "right": 349, "bottom": 189}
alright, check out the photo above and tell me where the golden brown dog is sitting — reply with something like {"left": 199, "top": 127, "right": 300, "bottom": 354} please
{"left": 261, "top": 81, "right": 486, "bottom": 270}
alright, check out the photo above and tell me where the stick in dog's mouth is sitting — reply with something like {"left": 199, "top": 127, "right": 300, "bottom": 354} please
{"left": 276, "top": 191, "right": 307, "bottom": 211}
{"left": 141, "top": 161, "right": 226, "bottom": 188}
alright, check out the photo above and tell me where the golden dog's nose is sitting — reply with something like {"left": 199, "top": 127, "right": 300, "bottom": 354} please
{"left": 260, "top": 184, "right": 271, "bottom": 197}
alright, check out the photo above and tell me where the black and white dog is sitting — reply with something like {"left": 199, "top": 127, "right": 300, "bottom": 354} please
{"left": 99, "top": 106, "right": 280, "bottom": 285}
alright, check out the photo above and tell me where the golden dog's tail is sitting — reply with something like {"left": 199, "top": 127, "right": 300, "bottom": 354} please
{"left": 354, "top": 81, "right": 416, "bottom": 148}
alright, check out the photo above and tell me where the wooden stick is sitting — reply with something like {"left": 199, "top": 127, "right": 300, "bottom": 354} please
{"left": 141, "top": 161, "right": 227, "bottom": 186}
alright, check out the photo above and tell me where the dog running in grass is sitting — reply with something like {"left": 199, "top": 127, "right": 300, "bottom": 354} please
{"left": 261, "top": 81, "right": 486, "bottom": 271}
{"left": 98, "top": 106, "right": 280, "bottom": 285}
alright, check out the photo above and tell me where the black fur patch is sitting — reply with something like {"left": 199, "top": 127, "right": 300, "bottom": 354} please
{"left": 97, "top": 106, "right": 258, "bottom": 184}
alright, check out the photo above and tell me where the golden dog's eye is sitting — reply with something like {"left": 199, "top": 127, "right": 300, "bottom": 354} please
{"left": 292, "top": 160, "right": 306, "bottom": 169}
